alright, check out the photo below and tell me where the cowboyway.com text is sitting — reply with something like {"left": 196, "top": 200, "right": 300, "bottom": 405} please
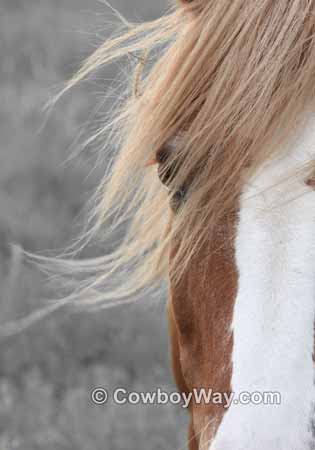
{"left": 91, "top": 387, "right": 281, "bottom": 409}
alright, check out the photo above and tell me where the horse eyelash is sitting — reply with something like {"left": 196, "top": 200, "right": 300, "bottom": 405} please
{"left": 177, "top": 0, "right": 194, "bottom": 7}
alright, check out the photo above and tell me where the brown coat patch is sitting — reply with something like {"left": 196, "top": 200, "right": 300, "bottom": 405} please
{"left": 168, "top": 213, "right": 238, "bottom": 448}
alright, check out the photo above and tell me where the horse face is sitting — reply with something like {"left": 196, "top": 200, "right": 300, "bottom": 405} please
{"left": 163, "top": 115, "right": 315, "bottom": 449}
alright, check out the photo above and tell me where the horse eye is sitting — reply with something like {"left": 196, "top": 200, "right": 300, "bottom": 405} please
{"left": 177, "top": 0, "right": 194, "bottom": 5}
{"left": 176, "top": 0, "right": 201, "bottom": 14}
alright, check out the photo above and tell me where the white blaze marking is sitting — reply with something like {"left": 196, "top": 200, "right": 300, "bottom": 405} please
{"left": 211, "top": 115, "right": 315, "bottom": 449}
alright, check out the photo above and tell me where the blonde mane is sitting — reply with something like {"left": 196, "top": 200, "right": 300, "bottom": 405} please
{"left": 31, "top": 0, "right": 315, "bottom": 307}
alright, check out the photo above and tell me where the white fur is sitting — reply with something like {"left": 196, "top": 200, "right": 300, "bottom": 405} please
{"left": 211, "top": 115, "right": 315, "bottom": 450}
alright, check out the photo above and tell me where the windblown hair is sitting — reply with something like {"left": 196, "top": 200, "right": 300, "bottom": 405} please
{"left": 33, "top": 0, "right": 315, "bottom": 307}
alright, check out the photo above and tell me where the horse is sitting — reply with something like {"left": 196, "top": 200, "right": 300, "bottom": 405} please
{"left": 36, "top": 0, "right": 315, "bottom": 448}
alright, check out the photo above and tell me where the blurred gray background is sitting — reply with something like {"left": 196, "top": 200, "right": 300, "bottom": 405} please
{"left": 0, "top": 1, "right": 187, "bottom": 449}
